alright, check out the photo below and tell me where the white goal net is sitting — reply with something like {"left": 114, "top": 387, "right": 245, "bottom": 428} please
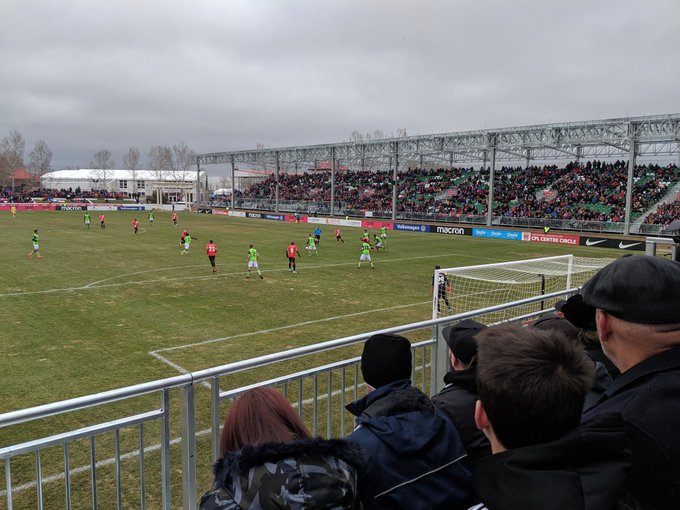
{"left": 433, "top": 255, "right": 613, "bottom": 323}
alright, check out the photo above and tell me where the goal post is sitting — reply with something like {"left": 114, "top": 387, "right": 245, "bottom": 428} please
{"left": 432, "top": 255, "right": 613, "bottom": 323}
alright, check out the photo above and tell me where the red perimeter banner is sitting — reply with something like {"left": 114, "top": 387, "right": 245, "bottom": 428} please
{"left": 0, "top": 203, "right": 57, "bottom": 211}
{"left": 361, "top": 220, "right": 393, "bottom": 230}
{"left": 523, "top": 232, "right": 580, "bottom": 245}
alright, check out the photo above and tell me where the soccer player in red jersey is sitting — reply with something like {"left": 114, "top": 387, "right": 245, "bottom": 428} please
{"left": 335, "top": 227, "right": 345, "bottom": 243}
{"left": 172, "top": 211, "right": 178, "bottom": 225}
{"left": 286, "top": 241, "right": 300, "bottom": 273}
{"left": 206, "top": 240, "right": 218, "bottom": 272}
{"left": 99, "top": 213, "right": 106, "bottom": 229}
{"left": 180, "top": 228, "right": 189, "bottom": 246}
{"left": 131, "top": 218, "right": 140, "bottom": 235}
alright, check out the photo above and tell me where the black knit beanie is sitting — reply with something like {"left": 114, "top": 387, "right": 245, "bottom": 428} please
{"left": 361, "top": 334, "right": 412, "bottom": 388}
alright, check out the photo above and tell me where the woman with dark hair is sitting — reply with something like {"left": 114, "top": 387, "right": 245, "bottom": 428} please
{"left": 200, "top": 387, "right": 363, "bottom": 510}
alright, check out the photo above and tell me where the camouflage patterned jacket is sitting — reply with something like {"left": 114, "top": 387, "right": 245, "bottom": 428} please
{"left": 199, "top": 438, "right": 365, "bottom": 510}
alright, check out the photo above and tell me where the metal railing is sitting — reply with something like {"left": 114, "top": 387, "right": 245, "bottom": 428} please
{"left": 0, "top": 289, "right": 576, "bottom": 509}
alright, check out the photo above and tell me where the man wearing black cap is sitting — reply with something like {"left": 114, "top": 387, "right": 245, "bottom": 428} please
{"left": 561, "top": 255, "right": 680, "bottom": 510}
{"left": 345, "top": 333, "right": 472, "bottom": 510}
{"left": 432, "top": 319, "right": 491, "bottom": 468}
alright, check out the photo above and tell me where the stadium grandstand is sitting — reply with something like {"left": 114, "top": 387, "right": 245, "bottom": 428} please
{"left": 196, "top": 113, "right": 680, "bottom": 235}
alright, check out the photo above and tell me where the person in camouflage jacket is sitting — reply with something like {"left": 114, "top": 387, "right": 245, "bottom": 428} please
{"left": 199, "top": 437, "right": 364, "bottom": 510}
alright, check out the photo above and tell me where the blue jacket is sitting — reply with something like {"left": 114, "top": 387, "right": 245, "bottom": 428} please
{"left": 346, "top": 379, "right": 473, "bottom": 510}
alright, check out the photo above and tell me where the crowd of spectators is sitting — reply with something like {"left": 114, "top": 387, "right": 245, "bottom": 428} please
{"left": 1, "top": 186, "right": 124, "bottom": 202}
{"left": 238, "top": 160, "right": 679, "bottom": 224}
{"left": 645, "top": 200, "right": 680, "bottom": 226}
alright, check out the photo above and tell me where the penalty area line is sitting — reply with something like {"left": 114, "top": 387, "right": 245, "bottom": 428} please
{"left": 149, "top": 300, "right": 432, "bottom": 359}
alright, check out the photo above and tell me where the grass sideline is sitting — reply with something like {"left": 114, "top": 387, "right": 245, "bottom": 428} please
{"left": 0, "top": 209, "right": 623, "bottom": 507}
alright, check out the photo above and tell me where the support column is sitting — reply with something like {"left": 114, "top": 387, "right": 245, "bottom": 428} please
{"left": 330, "top": 147, "right": 336, "bottom": 216}
{"left": 525, "top": 148, "right": 531, "bottom": 169}
{"left": 486, "top": 136, "right": 496, "bottom": 227}
{"left": 195, "top": 160, "right": 201, "bottom": 207}
{"left": 392, "top": 142, "right": 399, "bottom": 221}
{"left": 275, "top": 152, "right": 280, "bottom": 213}
{"left": 230, "top": 156, "right": 235, "bottom": 210}
{"left": 180, "top": 384, "right": 196, "bottom": 510}
{"left": 624, "top": 126, "right": 637, "bottom": 235}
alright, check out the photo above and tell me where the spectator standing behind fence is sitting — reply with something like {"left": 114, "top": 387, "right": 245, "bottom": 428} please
{"left": 345, "top": 334, "right": 473, "bottom": 510}
{"left": 431, "top": 319, "right": 491, "bottom": 469}
{"left": 199, "top": 387, "right": 363, "bottom": 510}
{"left": 560, "top": 255, "right": 680, "bottom": 510}
{"left": 469, "top": 325, "right": 634, "bottom": 510}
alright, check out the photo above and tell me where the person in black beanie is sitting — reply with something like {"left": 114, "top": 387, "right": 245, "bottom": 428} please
{"left": 432, "top": 319, "right": 491, "bottom": 469}
{"left": 346, "top": 333, "right": 473, "bottom": 510}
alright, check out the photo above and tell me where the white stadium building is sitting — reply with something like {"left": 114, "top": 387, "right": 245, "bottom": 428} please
{"left": 41, "top": 169, "right": 205, "bottom": 203}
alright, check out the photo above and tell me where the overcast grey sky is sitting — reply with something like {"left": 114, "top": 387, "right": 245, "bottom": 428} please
{"left": 1, "top": 0, "right": 679, "bottom": 171}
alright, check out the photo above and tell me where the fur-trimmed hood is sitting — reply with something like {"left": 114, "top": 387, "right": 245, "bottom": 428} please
{"left": 200, "top": 438, "right": 364, "bottom": 510}
{"left": 213, "top": 437, "right": 365, "bottom": 481}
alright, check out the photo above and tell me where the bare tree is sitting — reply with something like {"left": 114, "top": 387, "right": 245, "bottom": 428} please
{"left": 148, "top": 145, "right": 173, "bottom": 202}
{"left": 349, "top": 131, "right": 364, "bottom": 142}
{"left": 0, "top": 130, "right": 26, "bottom": 186}
{"left": 90, "top": 149, "right": 114, "bottom": 192}
{"left": 123, "top": 146, "right": 141, "bottom": 197}
{"left": 28, "top": 140, "right": 53, "bottom": 177}
{"left": 172, "top": 141, "right": 195, "bottom": 181}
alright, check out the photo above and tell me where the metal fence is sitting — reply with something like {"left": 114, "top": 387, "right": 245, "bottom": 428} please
{"left": 0, "top": 290, "right": 575, "bottom": 510}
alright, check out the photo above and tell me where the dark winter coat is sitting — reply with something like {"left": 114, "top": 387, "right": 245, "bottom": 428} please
{"left": 470, "top": 413, "right": 635, "bottom": 510}
{"left": 431, "top": 367, "right": 491, "bottom": 468}
{"left": 346, "top": 379, "right": 473, "bottom": 510}
{"left": 583, "top": 345, "right": 680, "bottom": 510}
{"left": 199, "top": 438, "right": 364, "bottom": 510}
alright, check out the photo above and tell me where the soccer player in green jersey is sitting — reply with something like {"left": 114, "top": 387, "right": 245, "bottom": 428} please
{"left": 306, "top": 234, "right": 318, "bottom": 256}
{"left": 247, "top": 244, "right": 264, "bottom": 279}
{"left": 29, "top": 229, "right": 43, "bottom": 258}
{"left": 148, "top": 210, "right": 155, "bottom": 223}
{"left": 83, "top": 212, "right": 91, "bottom": 229}
{"left": 181, "top": 232, "right": 195, "bottom": 255}
{"left": 358, "top": 240, "right": 374, "bottom": 269}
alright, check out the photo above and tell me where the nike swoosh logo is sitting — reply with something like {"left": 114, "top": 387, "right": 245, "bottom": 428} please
{"left": 619, "top": 242, "right": 641, "bottom": 249}
{"left": 585, "top": 239, "right": 607, "bottom": 246}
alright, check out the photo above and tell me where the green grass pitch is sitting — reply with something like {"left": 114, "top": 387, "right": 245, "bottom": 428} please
{"left": 0, "top": 209, "right": 619, "bottom": 413}
{"left": 0, "top": 209, "right": 626, "bottom": 508}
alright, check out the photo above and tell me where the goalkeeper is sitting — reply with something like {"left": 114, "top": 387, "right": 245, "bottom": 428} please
{"left": 433, "top": 265, "right": 451, "bottom": 313}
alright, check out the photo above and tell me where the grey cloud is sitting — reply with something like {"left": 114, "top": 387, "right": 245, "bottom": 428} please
{"left": 0, "top": 0, "right": 678, "bottom": 170}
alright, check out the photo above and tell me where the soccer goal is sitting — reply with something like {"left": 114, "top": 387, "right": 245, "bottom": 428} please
{"left": 432, "top": 255, "right": 613, "bottom": 323}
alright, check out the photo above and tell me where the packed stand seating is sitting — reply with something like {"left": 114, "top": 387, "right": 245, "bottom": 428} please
{"left": 237, "top": 161, "right": 679, "bottom": 223}
{"left": 645, "top": 200, "right": 680, "bottom": 226}
{"left": 1, "top": 187, "right": 125, "bottom": 202}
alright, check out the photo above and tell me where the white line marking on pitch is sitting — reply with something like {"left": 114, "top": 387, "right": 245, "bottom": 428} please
{"left": 151, "top": 299, "right": 431, "bottom": 355}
